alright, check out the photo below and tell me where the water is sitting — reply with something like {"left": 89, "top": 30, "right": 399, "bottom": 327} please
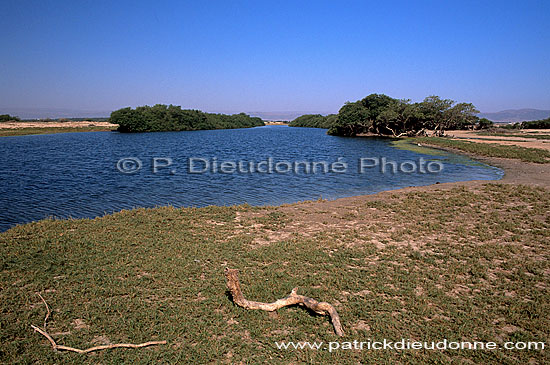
{"left": 0, "top": 126, "right": 502, "bottom": 231}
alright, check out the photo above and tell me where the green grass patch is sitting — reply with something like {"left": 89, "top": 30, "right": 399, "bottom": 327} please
{"left": 476, "top": 132, "right": 550, "bottom": 140}
{"left": 416, "top": 137, "right": 550, "bottom": 163}
{"left": 1, "top": 185, "right": 549, "bottom": 363}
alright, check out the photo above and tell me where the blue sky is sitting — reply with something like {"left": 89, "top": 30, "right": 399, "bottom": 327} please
{"left": 1, "top": 0, "right": 549, "bottom": 116}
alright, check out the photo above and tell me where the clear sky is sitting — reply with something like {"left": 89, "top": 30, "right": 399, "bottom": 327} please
{"left": 1, "top": 0, "right": 549, "bottom": 116}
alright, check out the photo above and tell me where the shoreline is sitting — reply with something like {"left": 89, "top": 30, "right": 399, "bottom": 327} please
{"left": 0, "top": 121, "right": 118, "bottom": 137}
{"left": 0, "top": 142, "right": 547, "bottom": 233}
{"left": 2, "top": 138, "right": 548, "bottom": 364}
{"left": 223, "top": 149, "right": 550, "bottom": 247}
{"left": 416, "top": 142, "right": 550, "bottom": 187}
{"left": 0, "top": 120, "right": 117, "bottom": 129}
{"left": 306, "top": 144, "right": 549, "bottom": 216}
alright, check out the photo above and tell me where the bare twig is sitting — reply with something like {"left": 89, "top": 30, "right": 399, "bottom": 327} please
{"left": 37, "top": 293, "right": 50, "bottom": 330}
{"left": 224, "top": 268, "right": 344, "bottom": 336}
{"left": 31, "top": 294, "right": 166, "bottom": 354}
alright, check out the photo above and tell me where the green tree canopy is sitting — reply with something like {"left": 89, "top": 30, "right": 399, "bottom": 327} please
{"left": 0, "top": 114, "right": 21, "bottom": 123}
{"left": 327, "top": 102, "right": 371, "bottom": 136}
{"left": 521, "top": 118, "right": 550, "bottom": 129}
{"left": 288, "top": 114, "right": 336, "bottom": 129}
{"left": 326, "top": 93, "right": 482, "bottom": 137}
{"left": 110, "top": 105, "right": 264, "bottom": 133}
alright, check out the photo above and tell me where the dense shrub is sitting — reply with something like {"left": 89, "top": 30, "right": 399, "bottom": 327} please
{"left": 0, "top": 114, "right": 20, "bottom": 122}
{"left": 477, "top": 118, "right": 494, "bottom": 129}
{"left": 326, "top": 94, "right": 480, "bottom": 137}
{"left": 521, "top": 118, "right": 550, "bottom": 129}
{"left": 109, "top": 104, "right": 264, "bottom": 132}
{"left": 288, "top": 114, "right": 337, "bottom": 129}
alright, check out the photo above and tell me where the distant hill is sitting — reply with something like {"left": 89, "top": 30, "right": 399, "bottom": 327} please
{"left": 0, "top": 107, "right": 111, "bottom": 120}
{"left": 0, "top": 107, "right": 335, "bottom": 122}
{"left": 4, "top": 106, "right": 549, "bottom": 124}
{"left": 248, "top": 111, "right": 333, "bottom": 122}
{"left": 479, "top": 109, "right": 550, "bottom": 123}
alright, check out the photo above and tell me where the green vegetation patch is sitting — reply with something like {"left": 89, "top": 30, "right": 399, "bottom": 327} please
{"left": 0, "top": 114, "right": 21, "bottom": 123}
{"left": 390, "top": 139, "right": 492, "bottom": 168}
{"left": 288, "top": 114, "right": 337, "bottom": 129}
{"left": 476, "top": 132, "right": 550, "bottom": 140}
{"left": 1, "top": 184, "right": 549, "bottom": 363}
{"left": 391, "top": 139, "right": 453, "bottom": 157}
{"left": 110, "top": 104, "right": 265, "bottom": 133}
{"left": 416, "top": 137, "right": 550, "bottom": 163}
{"left": 498, "top": 118, "right": 550, "bottom": 130}
{"left": 289, "top": 94, "right": 493, "bottom": 137}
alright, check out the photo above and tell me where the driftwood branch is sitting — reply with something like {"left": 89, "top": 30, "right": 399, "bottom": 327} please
{"left": 224, "top": 268, "right": 344, "bottom": 336}
{"left": 37, "top": 293, "right": 50, "bottom": 330}
{"left": 31, "top": 294, "right": 166, "bottom": 354}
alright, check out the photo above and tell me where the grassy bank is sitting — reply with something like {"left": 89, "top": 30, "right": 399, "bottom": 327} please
{"left": 0, "top": 126, "right": 117, "bottom": 137}
{"left": 476, "top": 132, "right": 550, "bottom": 140}
{"left": 1, "top": 184, "right": 548, "bottom": 363}
{"left": 416, "top": 137, "right": 550, "bottom": 163}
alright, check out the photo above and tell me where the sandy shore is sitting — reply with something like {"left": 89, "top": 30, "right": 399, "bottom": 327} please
{"left": 239, "top": 142, "right": 550, "bottom": 246}
{"left": 0, "top": 121, "right": 118, "bottom": 129}
{"left": 418, "top": 143, "right": 550, "bottom": 187}
{"left": 424, "top": 129, "right": 550, "bottom": 185}
{"left": 447, "top": 129, "right": 550, "bottom": 151}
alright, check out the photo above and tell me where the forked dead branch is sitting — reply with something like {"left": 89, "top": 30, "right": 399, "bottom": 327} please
{"left": 31, "top": 294, "right": 166, "bottom": 354}
{"left": 224, "top": 268, "right": 344, "bottom": 336}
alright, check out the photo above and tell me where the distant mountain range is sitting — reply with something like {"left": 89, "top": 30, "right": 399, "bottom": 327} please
{"left": 478, "top": 109, "right": 550, "bottom": 123}
{"left": 0, "top": 107, "right": 112, "bottom": 120}
{"left": 247, "top": 111, "right": 334, "bottom": 121}
{"left": 253, "top": 109, "right": 550, "bottom": 123}
{"left": 2, "top": 107, "right": 549, "bottom": 123}
{"left": 0, "top": 107, "right": 334, "bottom": 121}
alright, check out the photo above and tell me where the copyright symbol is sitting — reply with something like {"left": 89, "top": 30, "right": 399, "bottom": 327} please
{"left": 116, "top": 157, "right": 142, "bottom": 174}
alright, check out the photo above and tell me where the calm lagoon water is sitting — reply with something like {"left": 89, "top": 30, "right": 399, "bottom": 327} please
{"left": 0, "top": 126, "right": 503, "bottom": 231}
